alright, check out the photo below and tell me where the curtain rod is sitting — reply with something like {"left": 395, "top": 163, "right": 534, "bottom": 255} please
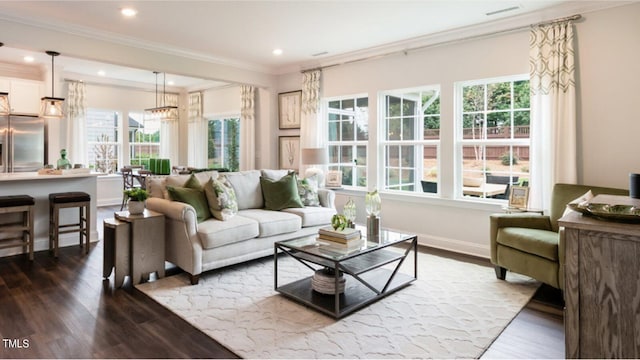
{"left": 302, "top": 13, "right": 582, "bottom": 73}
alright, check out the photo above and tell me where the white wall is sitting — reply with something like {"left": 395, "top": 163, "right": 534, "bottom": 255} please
{"left": 273, "top": 3, "right": 640, "bottom": 258}
{"left": 575, "top": 4, "right": 640, "bottom": 188}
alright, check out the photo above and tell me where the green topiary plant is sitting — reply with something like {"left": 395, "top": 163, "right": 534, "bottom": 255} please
{"left": 124, "top": 188, "right": 149, "bottom": 202}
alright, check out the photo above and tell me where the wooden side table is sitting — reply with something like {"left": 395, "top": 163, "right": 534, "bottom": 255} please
{"left": 501, "top": 206, "right": 544, "bottom": 215}
{"left": 103, "top": 217, "right": 130, "bottom": 288}
{"left": 115, "top": 209, "right": 165, "bottom": 285}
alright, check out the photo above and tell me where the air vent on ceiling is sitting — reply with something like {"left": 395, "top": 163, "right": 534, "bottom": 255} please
{"left": 486, "top": 6, "right": 520, "bottom": 16}
{"left": 312, "top": 51, "right": 329, "bottom": 57}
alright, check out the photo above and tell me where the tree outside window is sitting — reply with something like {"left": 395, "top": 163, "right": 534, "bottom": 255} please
{"left": 459, "top": 76, "right": 530, "bottom": 199}
{"left": 86, "top": 108, "right": 121, "bottom": 174}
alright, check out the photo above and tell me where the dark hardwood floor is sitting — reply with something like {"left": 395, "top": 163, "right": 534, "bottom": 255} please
{"left": 0, "top": 205, "right": 564, "bottom": 358}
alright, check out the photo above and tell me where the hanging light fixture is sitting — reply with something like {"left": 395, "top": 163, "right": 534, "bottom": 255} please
{"left": 40, "top": 50, "right": 65, "bottom": 119}
{"left": 145, "top": 71, "right": 178, "bottom": 121}
{"left": 0, "top": 43, "right": 10, "bottom": 115}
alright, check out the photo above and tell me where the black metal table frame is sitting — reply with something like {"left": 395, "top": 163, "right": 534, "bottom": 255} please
{"left": 274, "top": 234, "right": 417, "bottom": 319}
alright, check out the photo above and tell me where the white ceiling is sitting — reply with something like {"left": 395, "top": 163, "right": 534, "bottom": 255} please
{"left": 0, "top": 0, "right": 617, "bottom": 88}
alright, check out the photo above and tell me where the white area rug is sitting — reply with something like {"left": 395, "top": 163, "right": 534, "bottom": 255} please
{"left": 137, "top": 251, "right": 538, "bottom": 359}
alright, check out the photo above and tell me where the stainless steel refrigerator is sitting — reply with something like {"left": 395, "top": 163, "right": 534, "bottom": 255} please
{"left": 0, "top": 115, "right": 46, "bottom": 172}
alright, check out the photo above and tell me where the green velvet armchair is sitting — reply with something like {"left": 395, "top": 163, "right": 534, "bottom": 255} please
{"left": 490, "top": 183, "right": 628, "bottom": 290}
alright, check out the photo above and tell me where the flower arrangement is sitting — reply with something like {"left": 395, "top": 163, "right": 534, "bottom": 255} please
{"left": 124, "top": 188, "right": 149, "bottom": 202}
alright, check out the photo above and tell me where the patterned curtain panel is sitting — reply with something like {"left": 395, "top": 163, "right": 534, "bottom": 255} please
{"left": 160, "top": 93, "right": 179, "bottom": 166}
{"left": 240, "top": 85, "right": 255, "bottom": 170}
{"left": 300, "top": 70, "right": 322, "bottom": 149}
{"left": 65, "top": 81, "right": 87, "bottom": 165}
{"left": 528, "top": 20, "right": 577, "bottom": 210}
{"left": 187, "top": 91, "right": 207, "bottom": 168}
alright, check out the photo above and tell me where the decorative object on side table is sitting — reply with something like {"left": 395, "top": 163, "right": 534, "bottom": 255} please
{"left": 508, "top": 185, "right": 529, "bottom": 209}
{"left": 343, "top": 198, "right": 357, "bottom": 228}
{"left": 365, "top": 189, "right": 381, "bottom": 239}
{"left": 630, "top": 173, "right": 640, "bottom": 199}
{"left": 124, "top": 188, "right": 149, "bottom": 215}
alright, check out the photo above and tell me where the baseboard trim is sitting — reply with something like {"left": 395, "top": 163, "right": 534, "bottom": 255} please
{"left": 416, "top": 232, "right": 489, "bottom": 259}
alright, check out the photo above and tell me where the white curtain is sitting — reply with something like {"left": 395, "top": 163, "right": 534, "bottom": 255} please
{"left": 160, "top": 93, "right": 179, "bottom": 166}
{"left": 187, "top": 91, "right": 207, "bottom": 168}
{"left": 65, "top": 81, "right": 86, "bottom": 166}
{"left": 529, "top": 20, "right": 577, "bottom": 210}
{"left": 300, "top": 70, "right": 322, "bottom": 148}
{"left": 240, "top": 85, "right": 255, "bottom": 170}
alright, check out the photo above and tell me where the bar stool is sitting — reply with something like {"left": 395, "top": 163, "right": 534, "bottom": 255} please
{"left": 0, "top": 195, "right": 35, "bottom": 261}
{"left": 49, "top": 192, "right": 91, "bottom": 257}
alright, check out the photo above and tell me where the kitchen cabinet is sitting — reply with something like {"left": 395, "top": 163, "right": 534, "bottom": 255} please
{"left": 0, "top": 78, "right": 45, "bottom": 115}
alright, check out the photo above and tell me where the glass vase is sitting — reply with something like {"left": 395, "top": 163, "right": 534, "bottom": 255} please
{"left": 343, "top": 198, "right": 357, "bottom": 228}
{"left": 365, "top": 189, "right": 381, "bottom": 216}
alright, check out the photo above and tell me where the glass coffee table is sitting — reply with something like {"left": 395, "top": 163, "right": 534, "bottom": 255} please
{"left": 274, "top": 226, "right": 417, "bottom": 319}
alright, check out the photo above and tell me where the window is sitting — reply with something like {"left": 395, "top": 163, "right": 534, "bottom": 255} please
{"left": 129, "top": 112, "right": 160, "bottom": 169}
{"left": 326, "top": 96, "right": 368, "bottom": 188}
{"left": 457, "top": 76, "right": 530, "bottom": 199}
{"left": 380, "top": 87, "right": 440, "bottom": 193}
{"left": 86, "top": 108, "right": 121, "bottom": 174}
{"left": 207, "top": 116, "right": 240, "bottom": 171}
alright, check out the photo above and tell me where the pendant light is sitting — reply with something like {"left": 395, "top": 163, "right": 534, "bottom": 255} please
{"left": 0, "top": 43, "right": 10, "bottom": 115}
{"left": 145, "top": 71, "right": 178, "bottom": 121}
{"left": 40, "top": 50, "right": 65, "bottom": 119}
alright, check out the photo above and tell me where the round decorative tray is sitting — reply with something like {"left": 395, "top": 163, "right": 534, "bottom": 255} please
{"left": 568, "top": 202, "right": 640, "bottom": 223}
{"left": 585, "top": 203, "right": 640, "bottom": 223}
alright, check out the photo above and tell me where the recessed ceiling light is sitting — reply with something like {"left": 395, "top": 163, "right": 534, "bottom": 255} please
{"left": 272, "top": 48, "right": 283, "bottom": 56}
{"left": 97, "top": 70, "right": 106, "bottom": 77}
{"left": 23, "top": 56, "right": 34, "bottom": 63}
{"left": 167, "top": 80, "right": 175, "bottom": 86}
{"left": 121, "top": 7, "right": 137, "bottom": 17}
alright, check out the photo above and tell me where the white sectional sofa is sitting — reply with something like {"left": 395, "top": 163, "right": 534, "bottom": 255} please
{"left": 145, "top": 169, "right": 336, "bottom": 284}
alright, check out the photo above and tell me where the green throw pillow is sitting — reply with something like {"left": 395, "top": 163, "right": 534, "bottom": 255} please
{"left": 183, "top": 173, "right": 202, "bottom": 190}
{"left": 260, "top": 172, "right": 304, "bottom": 211}
{"left": 167, "top": 185, "right": 211, "bottom": 223}
{"left": 203, "top": 176, "right": 238, "bottom": 221}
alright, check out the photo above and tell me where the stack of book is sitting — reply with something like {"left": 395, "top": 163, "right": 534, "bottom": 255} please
{"left": 318, "top": 226, "right": 361, "bottom": 245}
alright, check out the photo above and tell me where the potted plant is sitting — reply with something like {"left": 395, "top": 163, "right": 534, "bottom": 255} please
{"left": 124, "top": 188, "right": 149, "bottom": 214}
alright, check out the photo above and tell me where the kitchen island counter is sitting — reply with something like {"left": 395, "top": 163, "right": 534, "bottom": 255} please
{"left": 0, "top": 172, "right": 101, "bottom": 258}
{"left": 0, "top": 171, "right": 102, "bottom": 181}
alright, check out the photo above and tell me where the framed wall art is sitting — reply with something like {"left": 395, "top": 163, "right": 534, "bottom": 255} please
{"left": 278, "top": 90, "right": 302, "bottom": 129}
{"left": 279, "top": 136, "right": 300, "bottom": 173}
{"left": 509, "top": 186, "right": 530, "bottom": 209}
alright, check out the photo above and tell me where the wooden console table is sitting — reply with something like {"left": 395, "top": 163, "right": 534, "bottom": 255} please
{"left": 559, "top": 195, "right": 640, "bottom": 358}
